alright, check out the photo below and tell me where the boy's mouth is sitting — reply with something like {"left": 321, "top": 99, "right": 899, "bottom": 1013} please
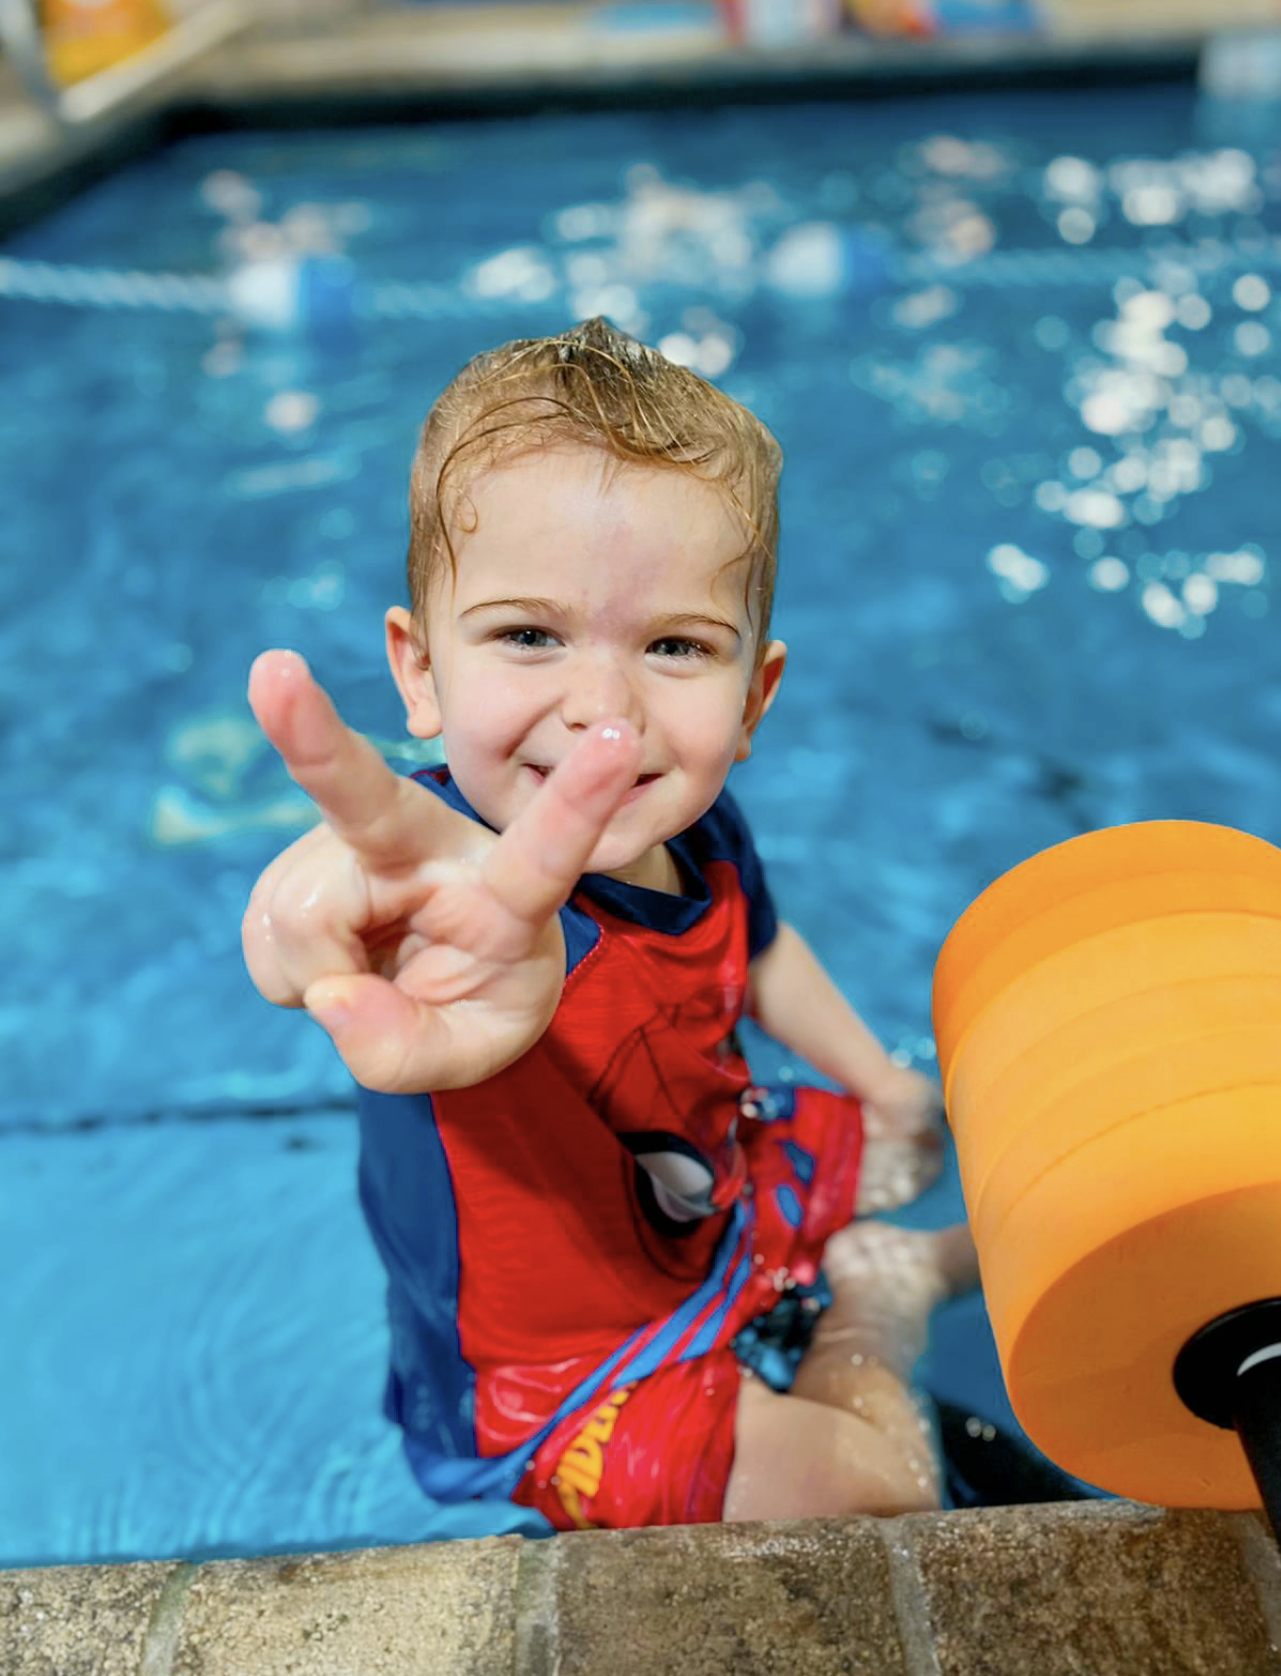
{"left": 526, "top": 764, "right": 659, "bottom": 792}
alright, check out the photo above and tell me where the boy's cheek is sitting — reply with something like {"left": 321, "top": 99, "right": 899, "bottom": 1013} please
{"left": 445, "top": 693, "right": 529, "bottom": 756}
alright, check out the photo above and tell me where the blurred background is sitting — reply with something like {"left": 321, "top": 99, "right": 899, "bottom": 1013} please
{"left": 2, "top": 0, "right": 1280, "bottom": 1566}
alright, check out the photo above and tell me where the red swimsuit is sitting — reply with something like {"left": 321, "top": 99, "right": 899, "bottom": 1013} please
{"left": 356, "top": 773, "right": 864, "bottom": 1528}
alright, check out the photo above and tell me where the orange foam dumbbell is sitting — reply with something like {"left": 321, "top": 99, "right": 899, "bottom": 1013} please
{"left": 934, "top": 821, "right": 1281, "bottom": 1521}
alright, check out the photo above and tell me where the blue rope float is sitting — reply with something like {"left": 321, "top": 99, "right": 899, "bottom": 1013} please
{"left": 0, "top": 254, "right": 227, "bottom": 313}
{"left": 0, "top": 252, "right": 522, "bottom": 329}
{"left": 2, "top": 235, "right": 1278, "bottom": 333}
{"left": 896, "top": 240, "right": 1281, "bottom": 291}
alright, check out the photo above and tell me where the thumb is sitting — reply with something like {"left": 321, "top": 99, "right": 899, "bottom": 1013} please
{"left": 304, "top": 975, "right": 445, "bottom": 1094}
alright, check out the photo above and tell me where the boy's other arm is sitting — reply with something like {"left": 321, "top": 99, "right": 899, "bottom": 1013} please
{"left": 242, "top": 649, "right": 641, "bottom": 1095}
{"left": 746, "top": 921, "right": 941, "bottom": 1133}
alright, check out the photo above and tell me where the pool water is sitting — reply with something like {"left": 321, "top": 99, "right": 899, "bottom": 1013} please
{"left": 3, "top": 80, "right": 1278, "bottom": 1565}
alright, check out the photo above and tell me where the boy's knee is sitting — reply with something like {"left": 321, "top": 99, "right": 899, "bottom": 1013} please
{"left": 831, "top": 1440, "right": 941, "bottom": 1518}
{"left": 728, "top": 1380, "right": 942, "bottom": 1521}
{"left": 877, "top": 1462, "right": 942, "bottom": 1517}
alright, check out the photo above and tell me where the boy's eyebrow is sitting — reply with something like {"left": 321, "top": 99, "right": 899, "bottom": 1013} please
{"left": 660, "top": 612, "right": 742, "bottom": 645}
{"left": 460, "top": 596, "right": 561, "bottom": 620}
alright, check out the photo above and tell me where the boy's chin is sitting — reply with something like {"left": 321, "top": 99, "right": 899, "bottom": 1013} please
{"left": 583, "top": 836, "right": 641, "bottom": 878}
{"left": 586, "top": 835, "right": 675, "bottom": 891}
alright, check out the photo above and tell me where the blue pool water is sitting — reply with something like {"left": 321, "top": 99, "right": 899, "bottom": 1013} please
{"left": 3, "top": 80, "right": 1278, "bottom": 1565}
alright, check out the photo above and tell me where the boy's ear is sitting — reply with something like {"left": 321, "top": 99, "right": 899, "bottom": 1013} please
{"left": 385, "top": 606, "right": 443, "bottom": 739}
{"left": 735, "top": 639, "right": 786, "bottom": 763}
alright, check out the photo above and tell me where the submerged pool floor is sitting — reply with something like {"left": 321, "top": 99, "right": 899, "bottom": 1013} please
{"left": 3, "top": 79, "right": 1278, "bottom": 1563}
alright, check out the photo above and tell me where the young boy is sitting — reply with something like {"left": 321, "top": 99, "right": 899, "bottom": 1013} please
{"left": 243, "top": 317, "right": 976, "bottom": 1531}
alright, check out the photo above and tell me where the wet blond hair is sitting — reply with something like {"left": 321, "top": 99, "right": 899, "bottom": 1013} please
{"left": 405, "top": 317, "right": 782, "bottom": 658}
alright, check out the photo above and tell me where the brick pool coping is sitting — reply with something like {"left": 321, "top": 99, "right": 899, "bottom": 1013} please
{"left": 4, "top": 1501, "right": 1279, "bottom": 1675}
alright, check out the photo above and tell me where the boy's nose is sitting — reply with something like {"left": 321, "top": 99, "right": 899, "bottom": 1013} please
{"left": 560, "top": 654, "right": 642, "bottom": 732}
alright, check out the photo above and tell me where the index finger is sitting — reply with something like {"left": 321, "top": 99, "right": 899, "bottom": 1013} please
{"left": 481, "top": 718, "right": 643, "bottom": 927}
{"left": 249, "top": 649, "right": 455, "bottom": 868}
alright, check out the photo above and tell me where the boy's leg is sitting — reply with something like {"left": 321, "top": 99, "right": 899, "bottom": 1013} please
{"left": 723, "top": 1222, "right": 978, "bottom": 1522}
{"left": 796, "top": 1222, "right": 977, "bottom": 1480}
{"left": 724, "top": 1377, "right": 938, "bottom": 1521}
{"left": 796, "top": 1221, "right": 979, "bottom": 1407}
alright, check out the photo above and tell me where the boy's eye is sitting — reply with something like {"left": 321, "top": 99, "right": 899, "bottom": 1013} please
{"left": 499, "top": 627, "right": 557, "bottom": 650}
{"left": 649, "top": 637, "right": 710, "bottom": 660}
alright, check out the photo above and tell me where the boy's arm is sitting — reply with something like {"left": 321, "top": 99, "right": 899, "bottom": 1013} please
{"left": 746, "top": 920, "right": 941, "bottom": 1130}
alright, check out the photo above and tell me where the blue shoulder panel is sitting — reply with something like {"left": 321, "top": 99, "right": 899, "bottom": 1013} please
{"left": 690, "top": 786, "right": 778, "bottom": 960}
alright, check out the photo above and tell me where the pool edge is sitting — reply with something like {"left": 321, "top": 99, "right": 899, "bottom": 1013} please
{"left": 1, "top": 1505, "right": 1276, "bottom": 1675}
{"left": 0, "top": 16, "right": 1207, "bottom": 241}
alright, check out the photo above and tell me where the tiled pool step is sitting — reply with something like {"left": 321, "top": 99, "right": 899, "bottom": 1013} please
{"left": 4, "top": 1501, "right": 1278, "bottom": 1675}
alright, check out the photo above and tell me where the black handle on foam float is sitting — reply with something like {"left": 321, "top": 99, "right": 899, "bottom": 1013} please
{"left": 1234, "top": 1348, "right": 1281, "bottom": 1543}
{"left": 1174, "top": 1299, "right": 1281, "bottom": 1544}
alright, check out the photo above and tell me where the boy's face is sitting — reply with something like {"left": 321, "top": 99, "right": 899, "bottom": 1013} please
{"left": 388, "top": 446, "right": 784, "bottom": 890}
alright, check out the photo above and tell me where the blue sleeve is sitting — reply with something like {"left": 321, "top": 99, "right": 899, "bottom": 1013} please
{"left": 703, "top": 787, "right": 778, "bottom": 961}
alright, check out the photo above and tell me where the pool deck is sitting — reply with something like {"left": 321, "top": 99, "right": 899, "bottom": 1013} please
{"left": 2, "top": 0, "right": 1279, "bottom": 233}
{"left": 4, "top": 1501, "right": 1281, "bottom": 1676}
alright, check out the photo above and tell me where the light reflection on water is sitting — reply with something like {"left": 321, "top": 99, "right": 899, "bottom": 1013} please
{"left": 1, "top": 80, "right": 1277, "bottom": 1561}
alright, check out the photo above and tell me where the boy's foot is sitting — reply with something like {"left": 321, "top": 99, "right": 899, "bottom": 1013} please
{"left": 857, "top": 1068, "right": 947, "bottom": 1214}
{"left": 855, "top": 1133, "right": 945, "bottom": 1214}
{"left": 817, "top": 1220, "right": 981, "bottom": 1380}
{"left": 933, "top": 1221, "right": 982, "bottom": 1296}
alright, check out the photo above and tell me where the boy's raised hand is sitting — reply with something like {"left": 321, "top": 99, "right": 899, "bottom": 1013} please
{"left": 242, "top": 650, "right": 641, "bottom": 1094}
